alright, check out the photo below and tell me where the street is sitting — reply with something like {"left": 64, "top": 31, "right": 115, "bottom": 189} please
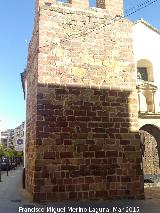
{"left": 0, "top": 166, "right": 33, "bottom": 213}
{"left": 0, "top": 166, "right": 160, "bottom": 213}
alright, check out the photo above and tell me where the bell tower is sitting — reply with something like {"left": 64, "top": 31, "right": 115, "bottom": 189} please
{"left": 24, "top": 0, "right": 144, "bottom": 202}
{"left": 97, "top": 0, "right": 123, "bottom": 16}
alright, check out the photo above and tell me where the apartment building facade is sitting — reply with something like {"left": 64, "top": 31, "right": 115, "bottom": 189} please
{"left": 0, "top": 122, "right": 24, "bottom": 151}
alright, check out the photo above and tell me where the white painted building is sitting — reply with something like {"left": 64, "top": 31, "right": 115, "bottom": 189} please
{"left": 1, "top": 129, "right": 14, "bottom": 148}
{"left": 13, "top": 122, "right": 25, "bottom": 151}
{"left": 0, "top": 122, "right": 24, "bottom": 150}
{"left": 133, "top": 19, "right": 160, "bottom": 180}
{"left": 133, "top": 19, "right": 160, "bottom": 128}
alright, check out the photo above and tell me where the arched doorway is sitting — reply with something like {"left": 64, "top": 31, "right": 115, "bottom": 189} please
{"left": 140, "top": 124, "right": 160, "bottom": 183}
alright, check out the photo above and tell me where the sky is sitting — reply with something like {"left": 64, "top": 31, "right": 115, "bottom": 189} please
{"left": 0, "top": 0, "right": 160, "bottom": 131}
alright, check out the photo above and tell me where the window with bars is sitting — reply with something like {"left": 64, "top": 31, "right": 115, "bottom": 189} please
{"left": 137, "top": 67, "right": 148, "bottom": 81}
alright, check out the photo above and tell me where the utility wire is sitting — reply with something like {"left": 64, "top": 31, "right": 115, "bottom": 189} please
{"left": 124, "top": 0, "right": 156, "bottom": 14}
{"left": 124, "top": 0, "right": 160, "bottom": 17}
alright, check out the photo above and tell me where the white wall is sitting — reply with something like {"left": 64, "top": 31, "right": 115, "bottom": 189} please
{"left": 139, "top": 117, "right": 160, "bottom": 129}
{"left": 133, "top": 21, "right": 160, "bottom": 113}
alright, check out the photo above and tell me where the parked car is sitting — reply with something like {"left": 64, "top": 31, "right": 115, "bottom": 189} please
{"left": 1, "top": 157, "right": 11, "bottom": 170}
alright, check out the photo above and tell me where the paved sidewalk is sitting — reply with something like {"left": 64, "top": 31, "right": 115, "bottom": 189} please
{"left": 0, "top": 167, "right": 160, "bottom": 213}
{"left": 0, "top": 166, "right": 34, "bottom": 213}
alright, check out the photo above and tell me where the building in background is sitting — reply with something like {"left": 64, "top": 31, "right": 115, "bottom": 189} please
{"left": 0, "top": 122, "right": 24, "bottom": 151}
{"left": 1, "top": 129, "right": 14, "bottom": 148}
{"left": 13, "top": 122, "right": 25, "bottom": 152}
{"left": 1, "top": 130, "right": 8, "bottom": 147}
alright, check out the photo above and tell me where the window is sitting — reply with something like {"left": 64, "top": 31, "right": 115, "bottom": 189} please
{"left": 137, "top": 67, "right": 148, "bottom": 81}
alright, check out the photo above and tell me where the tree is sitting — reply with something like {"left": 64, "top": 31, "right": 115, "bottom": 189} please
{"left": 0, "top": 145, "right": 4, "bottom": 181}
{"left": 0, "top": 145, "right": 4, "bottom": 157}
{"left": 4, "top": 148, "right": 15, "bottom": 176}
{"left": 4, "top": 148, "right": 14, "bottom": 159}
{"left": 16, "top": 151, "right": 23, "bottom": 158}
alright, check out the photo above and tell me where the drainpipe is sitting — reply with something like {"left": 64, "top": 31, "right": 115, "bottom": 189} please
{"left": 22, "top": 80, "right": 27, "bottom": 189}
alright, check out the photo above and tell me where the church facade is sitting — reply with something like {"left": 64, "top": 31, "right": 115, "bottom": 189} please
{"left": 133, "top": 19, "right": 160, "bottom": 183}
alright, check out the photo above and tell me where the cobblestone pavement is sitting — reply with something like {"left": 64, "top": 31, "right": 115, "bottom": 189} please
{"left": 0, "top": 167, "right": 160, "bottom": 213}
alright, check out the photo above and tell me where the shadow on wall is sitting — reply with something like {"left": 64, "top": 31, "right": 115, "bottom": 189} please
{"left": 25, "top": 83, "right": 144, "bottom": 202}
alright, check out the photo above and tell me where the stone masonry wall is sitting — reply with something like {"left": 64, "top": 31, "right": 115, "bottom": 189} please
{"left": 140, "top": 126, "right": 160, "bottom": 178}
{"left": 142, "top": 131, "right": 159, "bottom": 175}
{"left": 25, "top": 2, "right": 39, "bottom": 194}
{"left": 25, "top": 0, "right": 144, "bottom": 202}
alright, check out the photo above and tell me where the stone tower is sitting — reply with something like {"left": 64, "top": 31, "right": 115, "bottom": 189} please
{"left": 24, "top": 0, "right": 144, "bottom": 202}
